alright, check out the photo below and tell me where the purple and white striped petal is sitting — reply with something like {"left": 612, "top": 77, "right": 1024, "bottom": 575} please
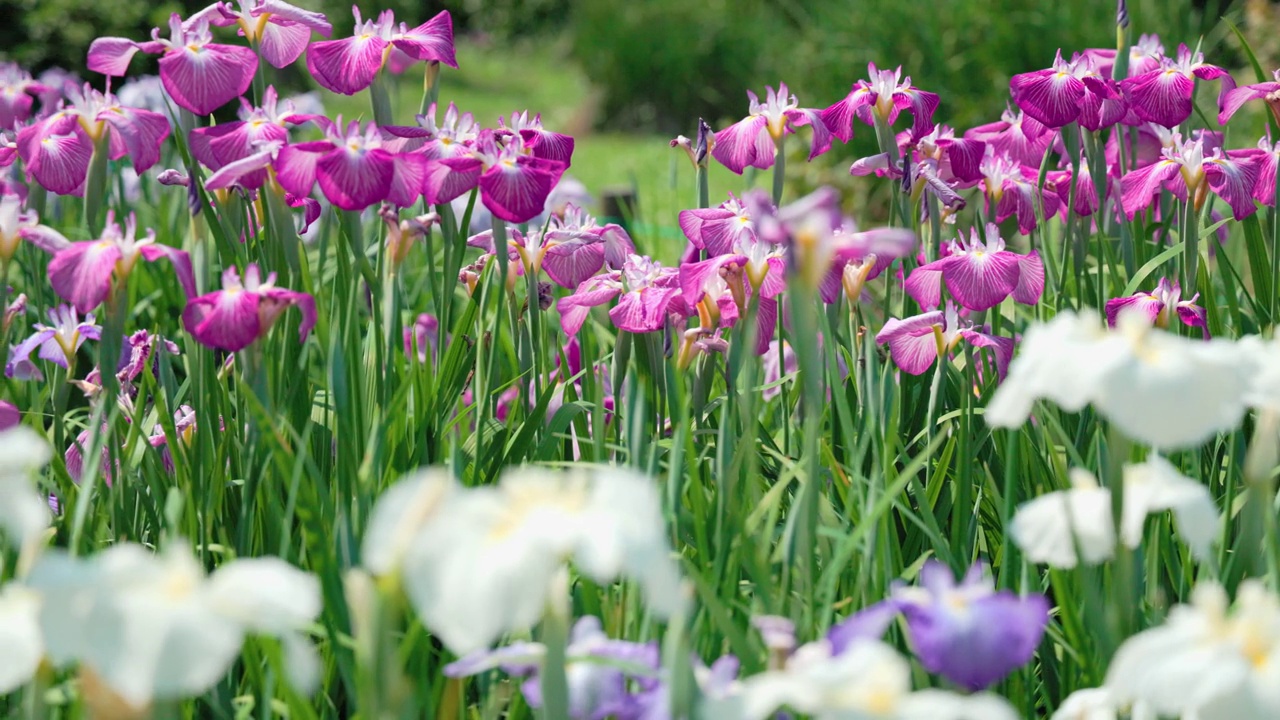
{"left": 609, "top": 285, "right": 679, "bottom": 334}
{"left": 206, "top": 149, "right": 276, "bottom": 191}
{"left": 260, "top": 287, "right": 317, "bottom": 342}
{"left": 875, "top": 310, "right": 944, "bottom": 376}
{"left": 939, "top": 137, "right": 987, "bottom": 184}
{"left": 98, "top": 106, "right": 171, "bottom": 174}
{"left": 556, "top": 274, "right": 622, "bottom": 335}
{"left": 961, "top": 329, "right": 1017, "bottom": 381}
{"left": 183, "top": 289, "right": 263, "bottom": 352}
{"left": 386, "top": 153, "right": 427, "bottom": 208}
{"left": 1176, "top": 303, "right": 1209, "bottom": 338}
{"left": 423, "top": 156, "right": 483, "bottom": 206}
{"left": 1205, "top": 155, "right": 1261, "bottom": 220}
{"left": 1010, "top": 69, "right": 1086, "bottom": 128}
{"left": 316, "top": 146, "right": 394, "bottom": 211}
{"left": 678, "top": 207, "right": 749, "bottom": 256}
{"left": 1012, "top": 250, "right": 1045, "bottom": 305}
{"left": 819, "top": 86, "right": 874, "bottom": 143}
{"left": 137, "top": 244, "right": 197, "bottom": 299}
{"left": 755, "top": 295, "right": 778, "bottom": 354}
{"left": 274, "top": 141, "right": 331, "bottom": 198}
{"left": 48, "top": 242, "right": 122, "bottom": 313}
{"left": 1119, "top": 159, "right": 1182, "bottom": 219}
{"left": 678, "top": 254, "right": 746, "bottom": 304}
{"left": 940, "top": 251, "right": 1020, "bottom": 312}
{"left": 1218, "top": 82, "right": 1280, "bottom": 125}
{"left": 17, "top": 117, "right": 92, "bottom": 196}
{"left": 478, "top": 157, "right": 562, "bottom": 223}
{"left": 905, "top": 264, "right": 944, "bottom": 310}
{"left": 519, "top": 128, "right": 575, "bottom": 165}
{"left": 783, "top": 107, "right": 832, "bottom": 160}
{"left": 390, "top": 11, "right": 458, "bottom": 68}
{"left": 257, "top": 22, "right": 315, "bottom": 69}
{"left": 1122, "top": 70, "right": 1196, "bottom": 128}
{"left": 542, "top": 239, "right": 606, "bottom": 289}
{"left": 710, "top": 116, "right": 772, "bottom": 174}
{"left": 1104, "top": 294, "right": 1163, "bottom": 327}
{"left": 157, "top": 43, "right": 258, "bottom": 115}
{"left": 306, "top": 35, "right": 389, "bottom": 95}
{"left": 86, "top": 37, "right": 160, "bottom": 76}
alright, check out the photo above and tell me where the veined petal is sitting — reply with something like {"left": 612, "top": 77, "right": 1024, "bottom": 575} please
{"left": 48, "top": 242, "right": 122, "bottom": 313}
{"left": 556, "top": 275, "right": 621, "bottom": 335}
{"left": 1105, "top": 294, "right": 1163, "bottom": 327}
{"left": 99, "top": 106, "right": 171, "bottom": 173}
{"left": 1012, "top": 250, "right": 1045, "bottom": 305}
{"left": 784, "top": 107, "right": 832, "bottom": 160}
{"left": 609, "top": 285, "right": 678, "bottom": 333}
{"left": 391, "top": 11, "right": 457, "bottom": 67}
{"left": 6, "top": 329, "right": 56, "bottom": 380}
{"left": 896, "top": 87, "right": 941, "bottom": 136}
{"left": 87, "top": 37, "right": 149, "bottom": 76}
{"left": 941, "top": 252, "right": 1020, "bottom": 311}
{"left": 423, "top": 156, "right": 483, "bottom": 205}
{"left": 542, "top": 238, "right": 606, "bottom": 289}
{"left": 1218, "top": 82, "right": 1280, "bottom": 125}
{"left": 904, "top": 264, "right": 944, "bottom": 310}
{"left": 256, "top": 0, "right": 332, "bottom": 34}
{"left": 183, "top": 289, "right": 262, "bottom": 352}
{"left": 819, "top": 86, "right": 874, "bottom": 143}
{"left": 677, "top": 207, "right": 739, "bottom": 255}
{"left": 518, "top": 128, "right": 575, "bottom": 165}
{"left": 257, "top": 22, "right": 314, "bottom": 68}
{"left": 940, "top": 137, "right": 986, "bottom": 184}
{"left": 678, "top": 255, "right": 746, "bottom": 304}
{"left": 306, "top": 36, "right": 388, "bottom": 95}
{"left": 206, "top": 149, "right": 275, "bottom": 191}
{"left": 274, "top": 141, "right": 332, "bottom": 198}
{"left": 1011, "top": 69, "right": 1086, "bottom": 128}
{"left": 876, "top": 311, "right": 944, "bottom": 376}
{"left": 478, "top": 157, "right": 561, "bottom": 223}
{"left": 158, "top": 43, "right": 258, "bottom": 116}
{"left": 1120, "top": 160, "right": 1182, "bottom": 219}
{"left": 23, "top": 120, "right": 91, "bottom": 196}
{"left": 20, "top": 225, "right": 72, "bottom": 253}
{"left": 754, "top": 295, "right": 778, "bottom": 354}
{"left": 385, "top": 151, "right": 426, "bottom": 208}
{"left": 962, "top": 329, "right": 1016, "bottom": 381}
{"left": 710, "top": 116, "right": 771, "bottom": 174}
{"left": 316, "top": 146, "right": 394, "bottom": 211}
{"left": 1123, "top": 70, "right": 1195, "bottom": 128}
{"left": 137, "top": 244, "right": 197, "bottom": 299}
{"left": 1176, "top": 303, "right": 1209, "bottom": 338}
{"left": 1205, "top": 156, "right": 1261, "bottom": 220}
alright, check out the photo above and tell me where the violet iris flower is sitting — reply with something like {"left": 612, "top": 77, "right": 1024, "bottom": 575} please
{"left": 557, "top": 255, "right": 681, "bottom": 336}
{"left": 965, "top": 107, "right": 1054, "bottom": 167}
{"left": 1009, "top": 50, "right": 1127, "bottom": 130}
{"left": 1121, "top": 44, "right": 1228, "bottom": 129}
{"left": 88, "top": 14, "right": 259, "bottom": 116}
{"left": 905, "top": 223, "right": 1044, "bottom": 312}
{"left": 678, "top": 194, "right": 756, "bottom": 258}
{"left": 875, "top": 302, "right": 1016, "bottom": 380}
{"left": 893, "top": 560, "right": 1049, "bottom": 691}
{"left": 1120, "top": 131, "right": 1260, "bottom": 221}
{"left": 980, "top": 148, "right": 1060, "bottom": 234}
{"left": 202, "top": 0, "right": 333, "bottom": 69}
{"left": 424, "top": 129, "right": 566, "bottom": 224}
{"left": 6, "top": 305, "right": 100, "bottom": 380}
{"left": 182, "top": 264, "right": 316, "bottom": 352}
{"left": 0, "top": 63, "right": 50, "bottom": 129}
{"left": 148, "top": 405, "right": 198, "bottom": 473}
{"left": 188, "top": 87, "right": 318, "bottom": 190}
{"left": 821, "top": 62, "right": 940, "bottom": 142}
{"left": 380, "top": 102, "right": 479, "bottom": 157}
{"left": 444, "top": 616, "right": 659, "bottom": 720}
{"left": 1045, "top": 154, "right": 1104, "bottom": 218}
{"left": 28, "top": 212, "right": 195, "bottom": 314}
{"left": 15, "top": 85, "right": 169, "bottom": 196}
{"left": 499, "top": 110, "right": 575, "bottom": 165}
{"left": 306, "top": 7, "right": 456, "bottom": 96}
{"left": 1220, "top": 69, "right": 1280, "bottom": 125}
{"left": 403, "top": 313, "right": 440, "bottom": 363}
{"left": 275, "top": 118, "right": 426, "bottom": 210}
{"left": 1105, "top": 278, "right": 1208, "bottom": 338}
{"left": 710, "top": 83, "right": 830, "bottom": 174}
{"left": 1231, "top": 137, "right": 1280, "bottom": 206}
{"left": 0, "top": 401, "right": 16, "bottom": 431}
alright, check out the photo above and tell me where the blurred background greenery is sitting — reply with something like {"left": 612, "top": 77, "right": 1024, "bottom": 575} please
{"left": 0, "top": 0, "right": 1268, "bottom": 255}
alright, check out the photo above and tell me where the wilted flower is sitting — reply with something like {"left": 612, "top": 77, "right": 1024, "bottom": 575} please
{"left": 182, "top": 264, "right": 316, "bottom": 352}
{"left": 1011, "top": 457, "right": 1218, "bottom": 568}
{"left": 1105, "top": 278, "right": 1207, "bottom": 337}
{"left": 306, "top": 7, "right": 455, "bottom": 95}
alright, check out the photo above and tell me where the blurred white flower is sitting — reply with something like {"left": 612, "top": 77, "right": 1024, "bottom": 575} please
{"left": 0, "top": 583, "right": 42, "bottom": 694}
{"left": 360, "top": 468, "right": 456, "bottom": 577}
{"left": 0, "top": 425, "right": 52, "bottom": 553}
{"left": 1051, "top": 687, "right": 1155, "bottom": 720}
{"left": 701, "top": 638, "right": 1019, "bottom": 720}
{"left": 387, "top": 465, "right": 683, "bottom": 655}
{"left": 1106, "top": 580, "right": 1280, "bottom": 720}
{"left": 986, "top": 309, "right": 1255, "bottom": 449}
{"left": 1012, "top": 457, "right": 1217, "bottom": 568}
{"left": 28, "top": 543, "right": 321, "bottom": 709}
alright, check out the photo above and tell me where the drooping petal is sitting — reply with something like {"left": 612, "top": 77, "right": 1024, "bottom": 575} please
{"left": 518, "top": 128, "right": 575, "bottom": 165}
{"left": 305, "top": 36, "right": 388, "bottom": 96}
{"left": 384, "top": 151, "right": 426, "bottom": 208}
{"left": 678, "top": 207, "right": 743, "bottom": 256}
{"left": 274, "top": 141, "right": 332, "bottom": 198}
{"left": 1176, "top": 303, "right": 1209, "bottom": 338}
{"left": 1012, "top": 250, "right": 1045, "bottom": 305}
{"left": 940, "top": 252, "right": 1020, "bottom": 312}
{"left": 962, "top": 329, "right": 1017, "bottom": 381}
{"left": 206, "top": 149, "right": 276, "bottom": 191}
{"left": 1204, "top": 155, "right": 1261, "bottom": 220}
{"left": 6, "top": 329, "right": 56, "bottom": 380}
{"left": 609, "top": 285, "right": 679, "bottom": 334}
{"left": 260, "top": 288, "right": 317, "bottom": 343}
{"left": 754, "top": 295, "right": 778, "bottom": 354}
{"left": 98, "top": 106, "right": 171, "bottom": 174}
{"left": 819, "top": 85, "right": 874, "bottom": 143}
{"left": 1105, "top": 294, "right": 1163, "bottom": 327}
{"left": 1218, "top": 82, "right": 1280, "bottom": 125}
{"left": 1120, "top": 159, "right": 1182, "bottom": 219}
{"left": 255, "top": 0, "right": 333, "bottom": 34}
{"left": 48, "top": 242, "right": 122, "bottom": 314}
{"left": 257, "top": 22, "right": 315, "bottom": 69}
{"left": 710, "top": 116, "right": 772, "bottom": 174}
{"left": 556, "top": 274, "right": 622, "bottom": 335}
{"left": 86, "top": 37, "right": 153, "bottom": 76}
{"left": 1123, "top": 70, "right": 1196, "bottom": 128}
{"left": 895, "top": 87, "right": 941, "bottom": 137}
{"left": 390, "top": 11, "right": 458, "bottom": 68}
{"left": 157, "top": 44, "right": 258, "bottom": 116}
{"left": 783, "top": 107, "right": 831, "bottom": 160}
{"left": 182, "top": 290, "right": 263, "bottom": 352}
{"left": 19, "top": 117, "right": 92, "bottom": 196}
{"left": 423, "top": 156, "right": 483, "bottom": 206}
{"left": 137, "top": 244, "right": 197, "bottom": 299}
{"left": 541, "top": 239, "right": 606, "bottom": 289}
{"left": 1010, "top": 69, "right": 1086, "bottom": 128}
{"left": 904, "top": 264, "right": 944, "bottom": 310}
{"left": 478, "top": 157, "right": 562, "bottom": 223}
{"left": 875, "top": 311, "right": 944, "bottom": 376}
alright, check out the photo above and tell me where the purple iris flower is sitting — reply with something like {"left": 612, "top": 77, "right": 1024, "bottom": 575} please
{"left": 711, "top": 83, "right": 830, "bottom": 174}
{"left": 905, "top": 223, "right": 1044, "bottom": 312}
{"left": 148, "top": 404, "right": 198, "bottom": 473}
{"left": 27, "top": 211, "right": 195, "bottom": 315}
{"left": 875, "top": 302, "right": 1015, "bottom": 380}
{"left": 424, "top": 129, "right": 566, "bottom": 224}
{"left": 965, "top": 107, "right": 1054, "bottom": 167}
{"left": 980, "top": 148, "right": 1060, "bottom": 235}
{"left": 182, "top": 264, "right": 316, "bottom": 353}
{"left": 1105, "top": 278, "right": 1208, "bottom": 338}
{"left": 557, "top": 255, "right": 682, "bottom": 336}
{"left": 1220, "top": 69, "right": 1280, "bottom": 125}
{"left": 188, "top": 86, "right": 319, "bottom": 190}
{"left": 893, "top": 560, "right": 1049, "bottom": 691}
{"left": 306, "top": 7, "right": 456, "bottom": 96}
{"left": 1010, "top": 50, "right": 1128, "bottom": 130}
{"left": 1045, "top": 154, "right": 1105, "bottom": 218}
{"left": 0, "top": 193, "right": 42, "bottom": 263}
{"left": 1120, "top": 131, "right": 1260, "bottom": 221}
{"left": 444, "top": 616, "right": 659, "bottom": 720}
{"left": 678, "top": 194, "right": 756, "bottom": 257}
{"left": 88, "top": 14, "right": 259, "bottom": 116}
{"left": 0, "top": 63, "right": 50, "bottom": 129}
{"left": 0, "top": 400, "right": 17, "bottom": 431}
{"left": 821, "top": 62, "right": 940, "bottom": 142}
{"left": 15, "top": 85, "right": 169, "bottom": 196}
{"left": 276, "top": 118, "right": 426, "bottom": 211}
{"left": 1121, "top": 44, "right": 1228, "bottom": 129}
{"left": 499, "top": 110, "right": 576, "bottom": 165}
{"left": 1230, "top": 137, "right": 1280, "bottom": 206}
{"left": 5, "top": 305, "right": 100, "bottom": 380}
{"left": 202, "top": 0, "right": 333, "bottom": 69}
{"left": 403, "top": 313, "right": 440, "bottom": 363}
{"left": 380, "top": 102, "right": 479, "bottom": 158}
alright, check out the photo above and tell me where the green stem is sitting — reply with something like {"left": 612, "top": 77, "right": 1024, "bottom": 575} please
{"left": 83, "top": 134, "right": 112, "bottom": 234}
{"left": 538, "top": 578, "right": 572, "bottom": 720}
{"left": 771, "top": 134, "right": 787, "bottom": 206}
{"left": 369, "top": 72, "right": 395, "bottom": 128}
{"left": 419, "top": 61, "right": 441, "bottom": 117}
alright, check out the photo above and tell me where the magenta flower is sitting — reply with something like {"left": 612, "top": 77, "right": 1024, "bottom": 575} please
{"left": 0, "top": 400, "right": 17, "bottom": 431}
{"left": 904, "top": 124, "right": 987, "bottom": 185}
{"left": 306, "top": 7, "right": 456, "bottom": 96}
{"left": 965, "top": 107, "right": 1054, "bottom": 167}
{"left": 182, "top": 264, "right": 316, "bottom": 353}
{"left": 15, "top": 85, "right": 169, "bottom": 196}
{"left": 89, "top": 14, "right": 259, "bottom": 116}
{"left": 819, "top": 250, "right": 897, "bottom": 305}
{"left": 0, "top": 63, "right": 50, "bottom": 129}
{"left": 1231, "top": 137, "right": 1280, "bottom": 205}
{"left": 1121, "top": 44, "right": 1228, "bottom": 129}
{"left": 1120, "top": 131, "right": 1260, "bottom": 221}
{"left": 1009, "top": 50, "right": 1125, "bottom": 130}
{"left": 1105, "top": 278, "right": 1208, "bottom": 338}
{"left": 148, "top": 404, "right": 198, "bottom": 474}
{"left": 276, "top": 118, "right": 425, "bottom": 210}
{"left": 381, "top": 102, "right": 479, "bottom": 158}
{"left": 546, "top": 203, "right": 635, "bottom": 270}
{"left": 403, "top": 313, "right": 439, "bottom": 363}
{"left": 980, "top": 149, "right": 1060, "bottom": 234}
{"left": 6, "top": 305, "right": 100, "bottom": 380}
{"left": 1045, "top": 154, "right": 1104, "bottom": 218}
{"left": 905, "top": 223, "right": 1043, "bottom": 311}
{"left": 499, "top": 110, "right": 575, "bottom": 165}
{"left": 557, "top": 255, "right": 681, "bottom": 336}
{"left": 710, "top": 83, "right": 830, "bottom": 174}
{"left": 424, "top": 129, "right": 566, "bottom": 223}
{"left": 1219, "top": 68, "right": 1280, "bottom": 126}
{"left": 0, "top": 193, "right": 41, "bottom": 263}
{"left": 875, "top": 302, "right": 1015, "bottom": 380}
{"left": 821, "top": 63, "right": 939, "bottom": 142}
{"left": 189, "top": 86, "right": 318, "bottom": 190}
{"left": 203, "top": 0, "right": 333, "bottom": 69}
{"left": 31, "top": 212, "right": 195, "bottom": 314}
{"left": 893, "top": 561, "right": 1049, "bottom": 691}
{"left": 678, "top": 194, "right": 757, "bottom": 257}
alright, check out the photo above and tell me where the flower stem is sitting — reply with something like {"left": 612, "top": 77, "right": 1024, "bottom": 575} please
{"left": 369, "top": 72, "right": 395, "bottom": 128}
{"left": 771, "top": 134, "right": 787, "bottom": 206}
